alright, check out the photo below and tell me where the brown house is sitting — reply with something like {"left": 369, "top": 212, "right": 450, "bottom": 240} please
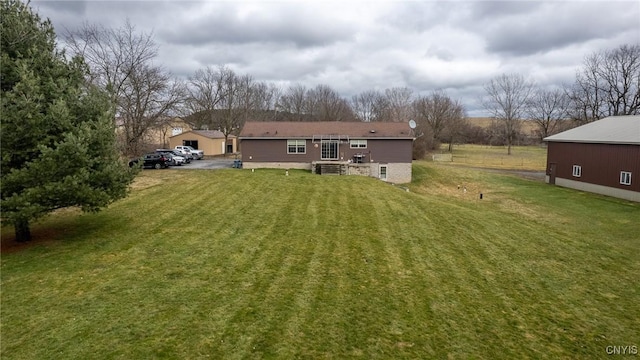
{"left": 544, "top": 115, "right": 640, "bottom": 202}
{"left": 116, "top": 117, "right": 191, "bottom": 151}
{"left": 239, "top": 121, "right": 414, "bottom": 183}
{"left": 169, "top": 130, "right": 237, "bottom": 156}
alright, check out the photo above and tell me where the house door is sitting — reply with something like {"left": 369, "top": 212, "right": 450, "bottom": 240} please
{"left": 547, "top": 163, "right": 556, "bottom": 185}
{"left": 379, "top": 165, "right": 388, "bottom": 180}
{"left": 321, "top": 141, "right": 339, "bottom": 160}
{"left": 227, "top": 143, "right": 233, "bottom": 153}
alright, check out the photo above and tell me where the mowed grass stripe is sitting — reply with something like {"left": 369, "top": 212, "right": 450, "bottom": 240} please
{"left": 2, "top": 164, "right": 639, "bottom": 359}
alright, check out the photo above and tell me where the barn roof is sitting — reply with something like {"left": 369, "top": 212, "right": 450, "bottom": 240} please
{"left": 544, "top": 115, "right": 640, "bottom": 145}
{"left": 239, "top": 121, "right": 414, "bottom": 139}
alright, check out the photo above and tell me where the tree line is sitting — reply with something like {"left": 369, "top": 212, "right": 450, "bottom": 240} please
{"left": 61, "top": 21, "right": 640, "bottom": 157}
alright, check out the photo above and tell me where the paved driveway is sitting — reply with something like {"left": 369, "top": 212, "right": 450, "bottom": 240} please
{"left": 173, "top": 159, "right": 235, "bottom": 170}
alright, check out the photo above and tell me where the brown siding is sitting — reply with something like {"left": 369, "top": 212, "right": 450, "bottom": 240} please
{"left": 241, "top": 139, "right": 413, "bottom": 163}
{"left": 547, "top": 142, "right": 640, "bottom": 192}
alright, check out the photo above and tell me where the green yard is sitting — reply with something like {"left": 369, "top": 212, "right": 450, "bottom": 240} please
{"left": 2, "top": 162, "right": 639, "bottom": 359}
{"left": 437, "top": 144, "right": 548, "bottom": 171}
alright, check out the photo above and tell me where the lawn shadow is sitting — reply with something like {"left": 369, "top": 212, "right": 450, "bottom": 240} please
{"left": 1, "top": 208, "right": 128, "bottom": 254}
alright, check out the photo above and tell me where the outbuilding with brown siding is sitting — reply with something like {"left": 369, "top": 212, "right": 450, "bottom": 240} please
{"left": 239, "top": 121, "right": 414, "bottom": 183}
{"left": 544, "top": 115, "right": 640, "bottom": 202}
{"left": 169, "top": 130, "right": 237, "bottom": 156}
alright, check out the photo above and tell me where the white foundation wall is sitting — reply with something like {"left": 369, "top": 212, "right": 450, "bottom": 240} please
{"left": 243, "top": 162, "right": 312, "bottom": 170}
{"left": 554, "top": 177, "right": 640, "bottom": 202}
{"left": 381, "top": 163, "right": 412, "bottom": 184}
{"left": 242, "top": 162, "right": 412, "bottom": 184}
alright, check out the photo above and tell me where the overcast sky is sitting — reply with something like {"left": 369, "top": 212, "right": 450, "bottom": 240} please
{"left": 32, "top": 0, "right": 640, "bottom": 117}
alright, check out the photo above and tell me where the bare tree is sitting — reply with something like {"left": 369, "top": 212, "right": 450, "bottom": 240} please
{"left": 601, "top": 44, "right": 640, "bottom": 116}
{"left": 384, "top": 87, "right": 414, "bottom": 122}
{"left": 349, "top": 87, "right": 414, "bottom": 124}
{"left": 441, "top": 114, "right": 469, "bottom": 152}
{"left": 118, "top": 65, "right": 184, "bottom": 154}
{"left": 566, "top": 51, "right": 607, "bottom": 123}
{"left": 303, "top": 88, "right": 319, "bottom": 120}
{"left": 567, "top": 44, "right": 640, "bottom": 123}
{"left": 278, "top": 84, "right": 308, "bottom": 121}
{"left": 482, "top": 73, "right": 534, "bottom": 155}
{"left": 414, "top": 90, "right": 466, "bottom": 151}
{"left": 526, "top": 88, "right": 570, "bottom": 140}
{"left": 187, "top": 66, "right": 257, "bottom": 153}
{"left": 65, "top": 20, "right": 156, "bottom": 110}
{"left": 372, "top": 95, "right": 392, "bottom": 122}
{"left": 216, "top": 68, "right": 253, "bottom": 152}
{"left": 186, "top": 65, "right": 225, "bottom": 129}
{"left": 277, "top": 83, "right": 353, "bottom": 121}
{"left": 250, "top": 81, "right": 281, "bottom": 121}
{"left": 266, "top": 83, "right": 283, "bottom": 120}
{"left": 351, "top": 90, "right": 383, "bottom": 122}
{"left": 65, "top": 20, "right": 183, "bottom": 155}
{"left": 306, "top": 84, "right": 355, "bottom": 121}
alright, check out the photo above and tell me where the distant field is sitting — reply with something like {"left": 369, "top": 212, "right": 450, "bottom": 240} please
{"left": 2, "top": 165, "right": 638, "bottom": 359}
{"left": 434, "top": 144, "right": 548, "bottom": 171}
{"left": 467, "top": 117, "right": 539, "bottom": 137}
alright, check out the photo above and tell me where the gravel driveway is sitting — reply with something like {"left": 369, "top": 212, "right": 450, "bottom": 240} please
{"left": 172, "top": 159, "right": 235, "bottom": 170}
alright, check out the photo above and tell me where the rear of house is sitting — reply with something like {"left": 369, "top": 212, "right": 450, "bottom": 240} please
{"left": 544, "top": 115, "right": 640, "bottom": 202}
{"left": 239, "top": 122, "right": 414, "bottom": 183}
{"left": 169, "top": 130, "right": 237, "bottom": 156}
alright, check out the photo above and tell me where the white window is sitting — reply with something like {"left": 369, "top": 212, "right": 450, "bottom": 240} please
{"left": 171, "top": 127, "right": 183, "bottom": 136}
{"left": 321, "top": 140, "right": 338, "bottom": 160}
{"left": 287, "top": 140, "right": 306, "bottom": 154}
{"left": 572, "top": 165, "right": 582, "bottom": 177}
{"left": 350, "top": 139, "right": 367, "bottom": 149}
{"left": 620, "top": 171, "right": 632, "bottom": 185}
{"left": 380, "top": 165, "right": 387, "bottom": 180}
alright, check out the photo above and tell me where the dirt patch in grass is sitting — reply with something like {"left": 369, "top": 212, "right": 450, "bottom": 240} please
{"left": 0, "top": 222, "right": 69, "bottom": 254}
{"left": 1, "top": 208, "right": 83, "bottom": 253}
{"left": 1, "top": 225, "right": 63, "bottom": 254}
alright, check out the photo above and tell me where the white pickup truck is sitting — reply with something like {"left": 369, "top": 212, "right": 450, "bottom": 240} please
{"left": 175, "top": 145, "right": 204, "bottom": 160}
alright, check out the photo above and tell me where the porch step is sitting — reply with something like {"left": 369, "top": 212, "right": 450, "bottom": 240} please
{"left": 317, "top": 163, "right": 346, "bottom": 175}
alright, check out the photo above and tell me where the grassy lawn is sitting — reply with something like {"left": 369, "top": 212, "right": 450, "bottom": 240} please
{"left": 2, "top": 163, "right": 639, "bottom": 359}
{"left": 436, "top": 144, "right": 547, "bottom": 171}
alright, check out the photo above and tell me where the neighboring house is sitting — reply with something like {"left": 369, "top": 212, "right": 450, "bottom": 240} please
{"left": 144, "top": 117, "right": 192, "bottom": 148}
{"left": 239, "top": 121, "right": 414, "bottom": 183}
{"left": 543, "top": 115, "right": 640, "bottom": 202}
{"left": 169, "top": 130, "right": 237, "bottom": 156}
{"left": 114, "top": 117, "right": 191, "bottom": 153}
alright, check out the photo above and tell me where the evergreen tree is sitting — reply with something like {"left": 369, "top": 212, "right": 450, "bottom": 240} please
{"left": 1, "top": 0, "right": 136, "bottom": 242}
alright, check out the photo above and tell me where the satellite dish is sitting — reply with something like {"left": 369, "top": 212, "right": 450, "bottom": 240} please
{"left": 409, "top": 120, "right": 417, "bottom": 129}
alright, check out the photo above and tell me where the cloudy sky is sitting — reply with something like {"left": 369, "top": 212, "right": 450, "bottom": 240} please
{"left": 32, "top": 0, "right": 640, "bottom": 116}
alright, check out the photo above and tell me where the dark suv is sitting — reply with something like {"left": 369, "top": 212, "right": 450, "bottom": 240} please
{"left": 129, "top": 153, "right": 170, "bottom": 169}
{"left": 143, "top": 153, "right": 170, "bottom": 169}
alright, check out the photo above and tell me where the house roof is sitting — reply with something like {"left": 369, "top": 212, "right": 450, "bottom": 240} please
{"left": 170, "top": 130, "right": 234, "bottom": 139}
{"left": 544, "top": 115, "right": 640, "bottom": 145}
{"left": 239, "top": 121, "right": 414, "bottom": 139}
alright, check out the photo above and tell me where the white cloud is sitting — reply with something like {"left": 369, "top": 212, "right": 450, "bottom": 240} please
{"left": 32, "top": 0, "right": 640, "bottom": 116}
